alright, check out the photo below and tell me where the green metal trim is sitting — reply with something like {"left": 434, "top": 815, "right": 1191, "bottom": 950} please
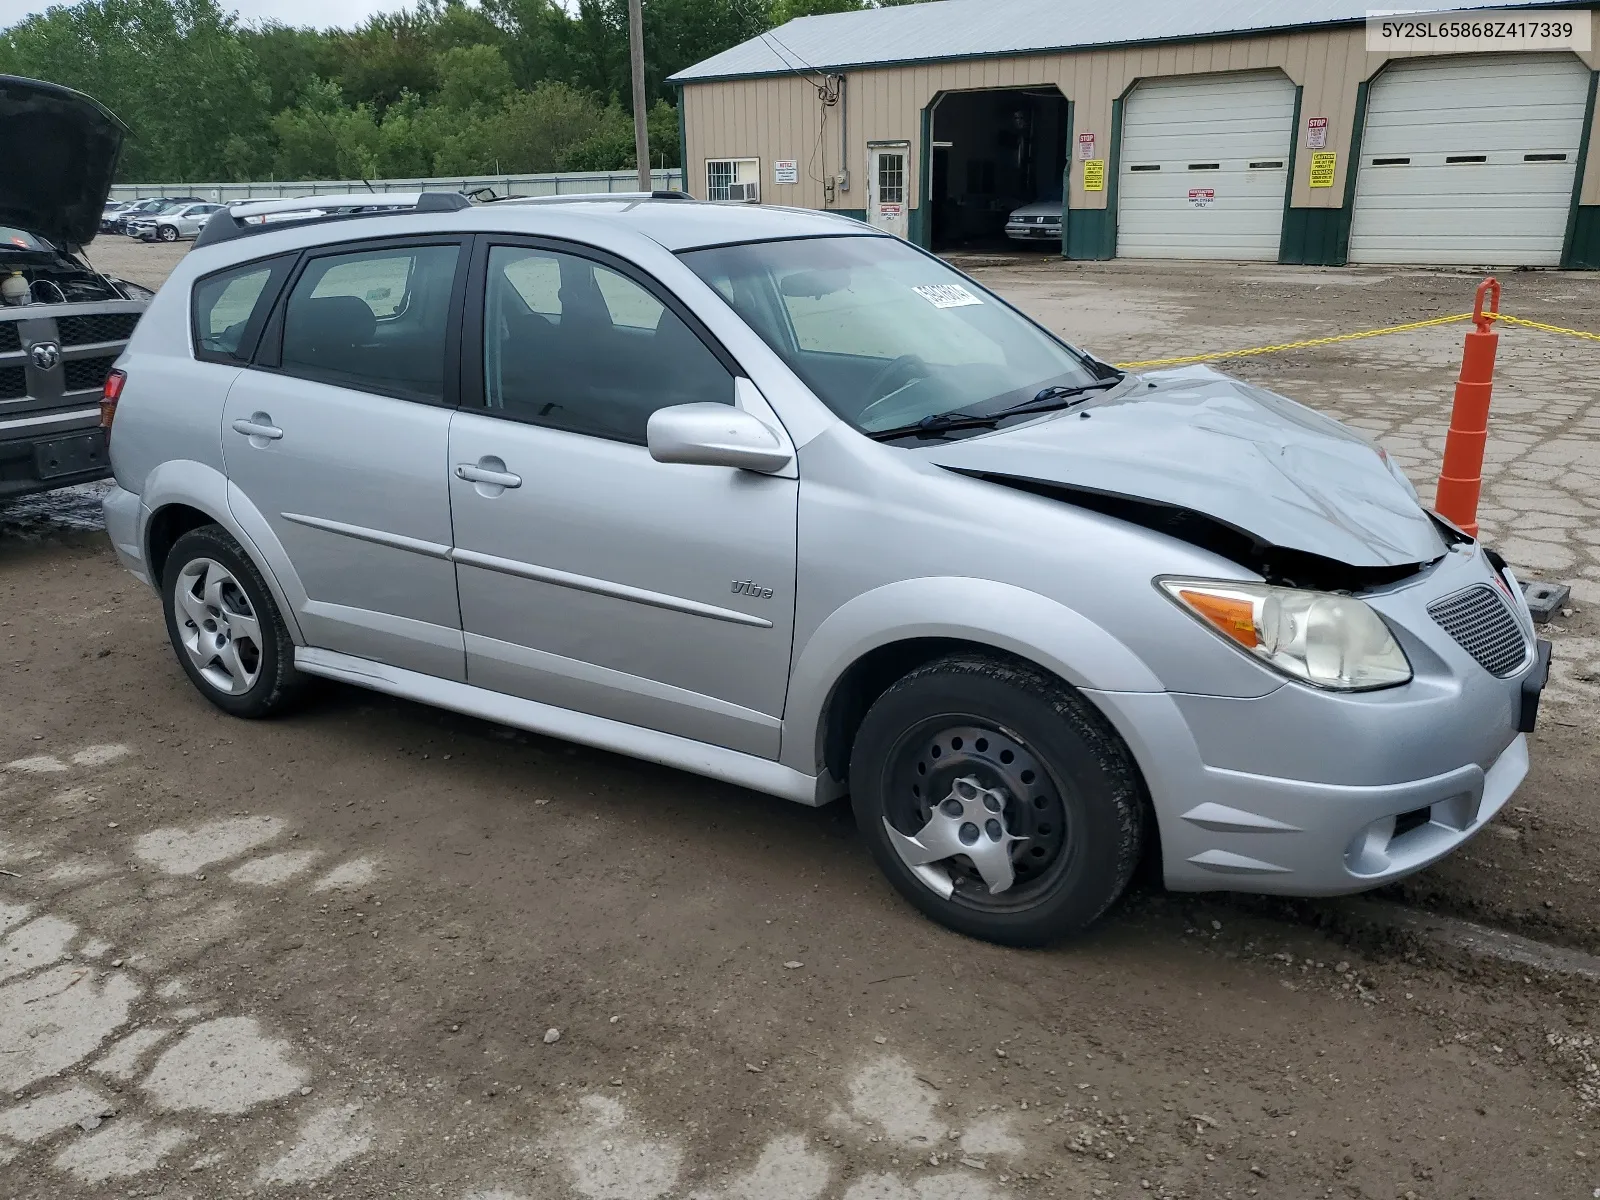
{"left": 1341, "top": 77, "right": 1369, "bottom": 218}
{"left": 1276, "top": 85, "right": 1304, "bottom": 263}
{"left": 1104, "top": 93, "right": 1123, "bottom": 260}
{"left": 833, "top": 208, "right": 869, "bottom": 223}
{"left": 1561, "top": 69, "right": 1599, "bottom": 268}
{"left": 1060, "top": 97, "right": 1074, "bottom": 258}
{"left": 1566, "top": 207, "right": 1600, "bottom": 268}
{"left": 917, "top": 101, "right": 933, "bottom": 249}
{"left": 676, "top": 84, "right": 688, "bottom": 185}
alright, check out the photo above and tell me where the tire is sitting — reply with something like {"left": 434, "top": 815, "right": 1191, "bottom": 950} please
{"left": 849, "top": 654, "right": 1144, "bottom": 946}
{"left": 158, "top": 225, "right": 178, "bottom": 242}
{"left": 161, "top": 525, "right": 307, "bottom": 718}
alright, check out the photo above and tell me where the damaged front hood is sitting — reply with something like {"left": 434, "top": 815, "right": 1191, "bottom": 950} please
{"left": 926, "top": 365, "right": 1446, "bottom": 570}
{"left": 0, "top": 75, "right": 127, "bottom": 248}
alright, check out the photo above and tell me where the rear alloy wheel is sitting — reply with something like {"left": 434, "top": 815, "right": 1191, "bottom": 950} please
{"left": 850, "top": 654, "right": 1144, "bottom": 946}
{"left": 161, "top": 525, "right": 307, "bottom": 718}
{"left": 158, "top": 224, "right": 178, "bottom": 242}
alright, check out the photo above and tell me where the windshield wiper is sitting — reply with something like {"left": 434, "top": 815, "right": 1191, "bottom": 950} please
{"left": 1002, "top": 375, "right": 1125, "bottom": 415}
{"left": 864, "top": 411, "right": 999, "bottom": 442}
{"left": 865, "top": 375, "right": 1127, "bottom": 443}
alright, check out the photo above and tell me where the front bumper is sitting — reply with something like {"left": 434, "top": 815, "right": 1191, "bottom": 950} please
{"left": 1005, "top": 226, "right": 1061, "bottom": 241}
{"left": 1088, "top": 543, "right": 1544, "bottom": 896}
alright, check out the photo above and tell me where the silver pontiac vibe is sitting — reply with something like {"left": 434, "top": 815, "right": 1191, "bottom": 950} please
{"left": 99, "top": 192, "right": 1549, "bottom": 946}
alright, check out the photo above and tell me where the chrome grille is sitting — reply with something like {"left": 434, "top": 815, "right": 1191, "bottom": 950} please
{"left": 58, "top": 312, "right": 139, "bottom": 346}
{"left": 0, "top": 322, "right": 18, "bottom": 354}
{"left": 1428, "top": 584, "right": 1529, "bottom": 677}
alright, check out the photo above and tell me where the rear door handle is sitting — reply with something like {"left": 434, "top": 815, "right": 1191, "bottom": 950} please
{"left": 455, "top": 463, "right": 522, "bottom": 489}
{"left": 232, "top": 417, "right": 283, "bottom": 440}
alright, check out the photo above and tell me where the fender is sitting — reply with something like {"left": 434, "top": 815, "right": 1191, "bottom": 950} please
{"left": 779, "top": 576, "right": 1165, "bottom": 775}
{"left": 138, "top": 458, "right": 308, "bottom": 645}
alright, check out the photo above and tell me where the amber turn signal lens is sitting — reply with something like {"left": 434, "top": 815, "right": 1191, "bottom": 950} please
{"left": 1177, "top": 588, "right": 1258, "bottom": 648}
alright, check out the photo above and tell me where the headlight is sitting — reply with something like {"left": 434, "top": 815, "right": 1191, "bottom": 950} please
{"left": 1159, "top": 578, "right": 1412, "bottom": 691}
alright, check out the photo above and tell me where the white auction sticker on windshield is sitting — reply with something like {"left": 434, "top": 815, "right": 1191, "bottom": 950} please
{"left": 913, "top": 283, "right": 983, "bottom": 309}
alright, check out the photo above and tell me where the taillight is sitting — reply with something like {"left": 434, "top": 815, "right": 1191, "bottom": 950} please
{"left": 101, "top": 368, "right": 126, "bottom": 437}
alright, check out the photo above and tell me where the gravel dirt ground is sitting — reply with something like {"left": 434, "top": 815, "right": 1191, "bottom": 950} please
{"left": 1, "top": 239, "right": 1598, "bottom": 1199}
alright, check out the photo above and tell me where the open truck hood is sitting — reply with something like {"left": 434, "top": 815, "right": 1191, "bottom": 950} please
{"left": 0, "top": 75, "right": 127, "bottom": 248}
{"left": 925, "top": 365, "right": 1447, "bottom": 573}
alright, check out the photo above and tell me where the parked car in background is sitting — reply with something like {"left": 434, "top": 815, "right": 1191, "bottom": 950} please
{"left": 1005, "top": 199, "right": 1063, "bottom": 243}
{"left": 0, "top": 74, "right": 151, "bottom": 500}
{"left": 100, "top": 191, "right": 1547, "bottom": 947}
{"left": 136, "top": 202, "right": 223, "bottom": 243}
{"left": 101, "top": 200, "right": 132, "bottom": 231}
{"left": 124, "top": 199, "right": 206, "bottom": 241}
{"left": 105, "top": 197, "right": 187, "bottom": 236}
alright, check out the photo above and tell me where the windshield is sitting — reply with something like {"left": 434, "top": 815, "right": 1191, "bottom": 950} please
{"left": 680, "top": 236, "right": 1102, "bottom": 433}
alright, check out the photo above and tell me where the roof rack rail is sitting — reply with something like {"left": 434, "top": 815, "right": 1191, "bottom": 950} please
{"left": 193, "top": 190, "right": 471, "bottom": 250}
{"left": 494, "top": 189, "right": 695, "bottom": 206}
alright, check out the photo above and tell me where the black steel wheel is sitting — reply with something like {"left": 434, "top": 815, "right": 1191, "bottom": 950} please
{"left": 850, "top": 654, "right": 1144, "bottom": 945}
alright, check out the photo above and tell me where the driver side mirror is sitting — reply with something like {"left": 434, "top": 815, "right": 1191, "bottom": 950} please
{"left": 647, "top": 403, "right": 794, "bottom": 474}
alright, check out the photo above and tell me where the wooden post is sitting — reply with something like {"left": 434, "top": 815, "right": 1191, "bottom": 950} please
{"left": 628, "top": 0, "right": 651, "bottom": 193}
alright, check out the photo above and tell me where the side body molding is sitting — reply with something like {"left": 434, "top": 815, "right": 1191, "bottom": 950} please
{"left": 779, "top": 577, "right": 1165, "bottom": 775}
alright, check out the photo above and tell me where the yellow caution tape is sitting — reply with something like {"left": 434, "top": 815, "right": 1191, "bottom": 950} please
{"left": 1113, "top": 309, "right": 1600, "bottom": 370}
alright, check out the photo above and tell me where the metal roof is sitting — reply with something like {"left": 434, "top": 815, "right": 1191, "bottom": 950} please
{"left": 670, "top": 0, "right": 1580, "bottom": 82}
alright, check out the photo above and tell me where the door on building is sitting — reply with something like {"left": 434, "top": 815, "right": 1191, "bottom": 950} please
{"left": 1117, "top": 72, "right": 1296, "bottom": 260}
{"left": 868, "top": 143, "right": 910, "bottom": 239}
{"left": 1349, "top": 54, "right": 1591, "bottom": 266}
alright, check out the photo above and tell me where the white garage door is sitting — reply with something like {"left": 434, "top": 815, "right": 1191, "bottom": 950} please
{"left": 1117, "top": 72, "right": 1296, "bottom": 260}
{"left": 1349, "top": 55, "right": 1591, "bottom": 266}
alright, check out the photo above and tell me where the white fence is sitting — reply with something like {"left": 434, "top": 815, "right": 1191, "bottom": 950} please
{"left": 110, "top": 168, "right": 684, "bottom": 203}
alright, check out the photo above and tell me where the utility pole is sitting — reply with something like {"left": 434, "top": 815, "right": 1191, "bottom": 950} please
{"left": 628, "top": 0, "right": 651, "bottom": 192}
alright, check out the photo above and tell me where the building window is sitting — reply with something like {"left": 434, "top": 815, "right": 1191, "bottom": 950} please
{"left": 878, "top": 154, "right": 906, "bottom": 204}
{"left": 706, "top": 158, "right": 760, "bottom": 202}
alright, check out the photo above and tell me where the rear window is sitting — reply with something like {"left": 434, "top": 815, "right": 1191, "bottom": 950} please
{"left": 192, "top": 258, "right": 289, "bottom": 363}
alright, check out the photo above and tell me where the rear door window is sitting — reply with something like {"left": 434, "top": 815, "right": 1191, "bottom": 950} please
{"left": 192, "top": 257, "right": 291, "bottom": 364}
{"left": 277, "top": 243, "right": 463, "bottom": 403}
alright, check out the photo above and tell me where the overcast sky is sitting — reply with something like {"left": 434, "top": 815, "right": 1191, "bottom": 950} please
{"left": 0, "top": 0, "right": 437, "bottom": 31}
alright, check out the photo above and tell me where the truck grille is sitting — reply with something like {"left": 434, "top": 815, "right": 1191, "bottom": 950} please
{"left": 0, "top": 365, "right": 24, "bottom": 400}
{"left": 63, "top": 355, "right": 118, "bottom": 393}
{"left": 58, "top": 312, "right": 139, "bottom": 346}
{"left": 0, "top": 323, "right": 18, "bottom": 354}
{"left": 1428, "top": 584, "right": 1529, "bottom": 677}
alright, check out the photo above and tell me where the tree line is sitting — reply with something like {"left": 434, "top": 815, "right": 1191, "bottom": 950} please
{"left": 0, "top": 0, "right": 923, "bottom": 183}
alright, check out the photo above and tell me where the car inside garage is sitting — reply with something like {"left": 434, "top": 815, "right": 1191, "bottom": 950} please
{"left": 928, "top": 87, "right": 1068, "bottom": 251}
{"left": 1348, "top": 54, "right": 1593, "bottom": 266}
{"left": 1116, "top": 71, "right": 1298, "bottom": 261}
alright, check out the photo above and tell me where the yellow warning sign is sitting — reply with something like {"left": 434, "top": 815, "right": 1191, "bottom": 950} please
{"left": 1308, "top": 150, "right": 1337, "bottom": 188}
{"left": 1083, "top": 158, "right": 1105, "bottom": 192}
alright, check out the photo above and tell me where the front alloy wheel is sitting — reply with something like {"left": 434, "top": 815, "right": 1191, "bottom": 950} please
{"left": 158, "top": 224, "right": 178, "bottom": 242}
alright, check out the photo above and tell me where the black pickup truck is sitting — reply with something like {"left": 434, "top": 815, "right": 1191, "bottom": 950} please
{"left": 0, "top": 75, "right": 152, "bottom": 501}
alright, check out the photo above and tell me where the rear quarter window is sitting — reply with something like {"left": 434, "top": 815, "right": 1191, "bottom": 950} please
{"left": 192, "top": 257, "right": 290, "bottom": 364}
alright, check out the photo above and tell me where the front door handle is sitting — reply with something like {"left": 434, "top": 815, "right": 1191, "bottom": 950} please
{"left": 455, "top": 462, "right": 522, "bottom": 489}
{"left": 232, "top": 414, "right": 283, "bottom": 441}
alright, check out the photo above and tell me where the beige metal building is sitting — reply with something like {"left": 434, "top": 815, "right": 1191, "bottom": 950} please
{"left": 670, "top": 0, "right": 1600, "bottom": 267}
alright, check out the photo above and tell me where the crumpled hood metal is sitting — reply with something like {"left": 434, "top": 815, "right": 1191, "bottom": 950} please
{"left": 0, "top": 75, "right": 127, "bottom": 248}
{"left": 924, "top": 365, "right": 1446, "bottom": 569}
